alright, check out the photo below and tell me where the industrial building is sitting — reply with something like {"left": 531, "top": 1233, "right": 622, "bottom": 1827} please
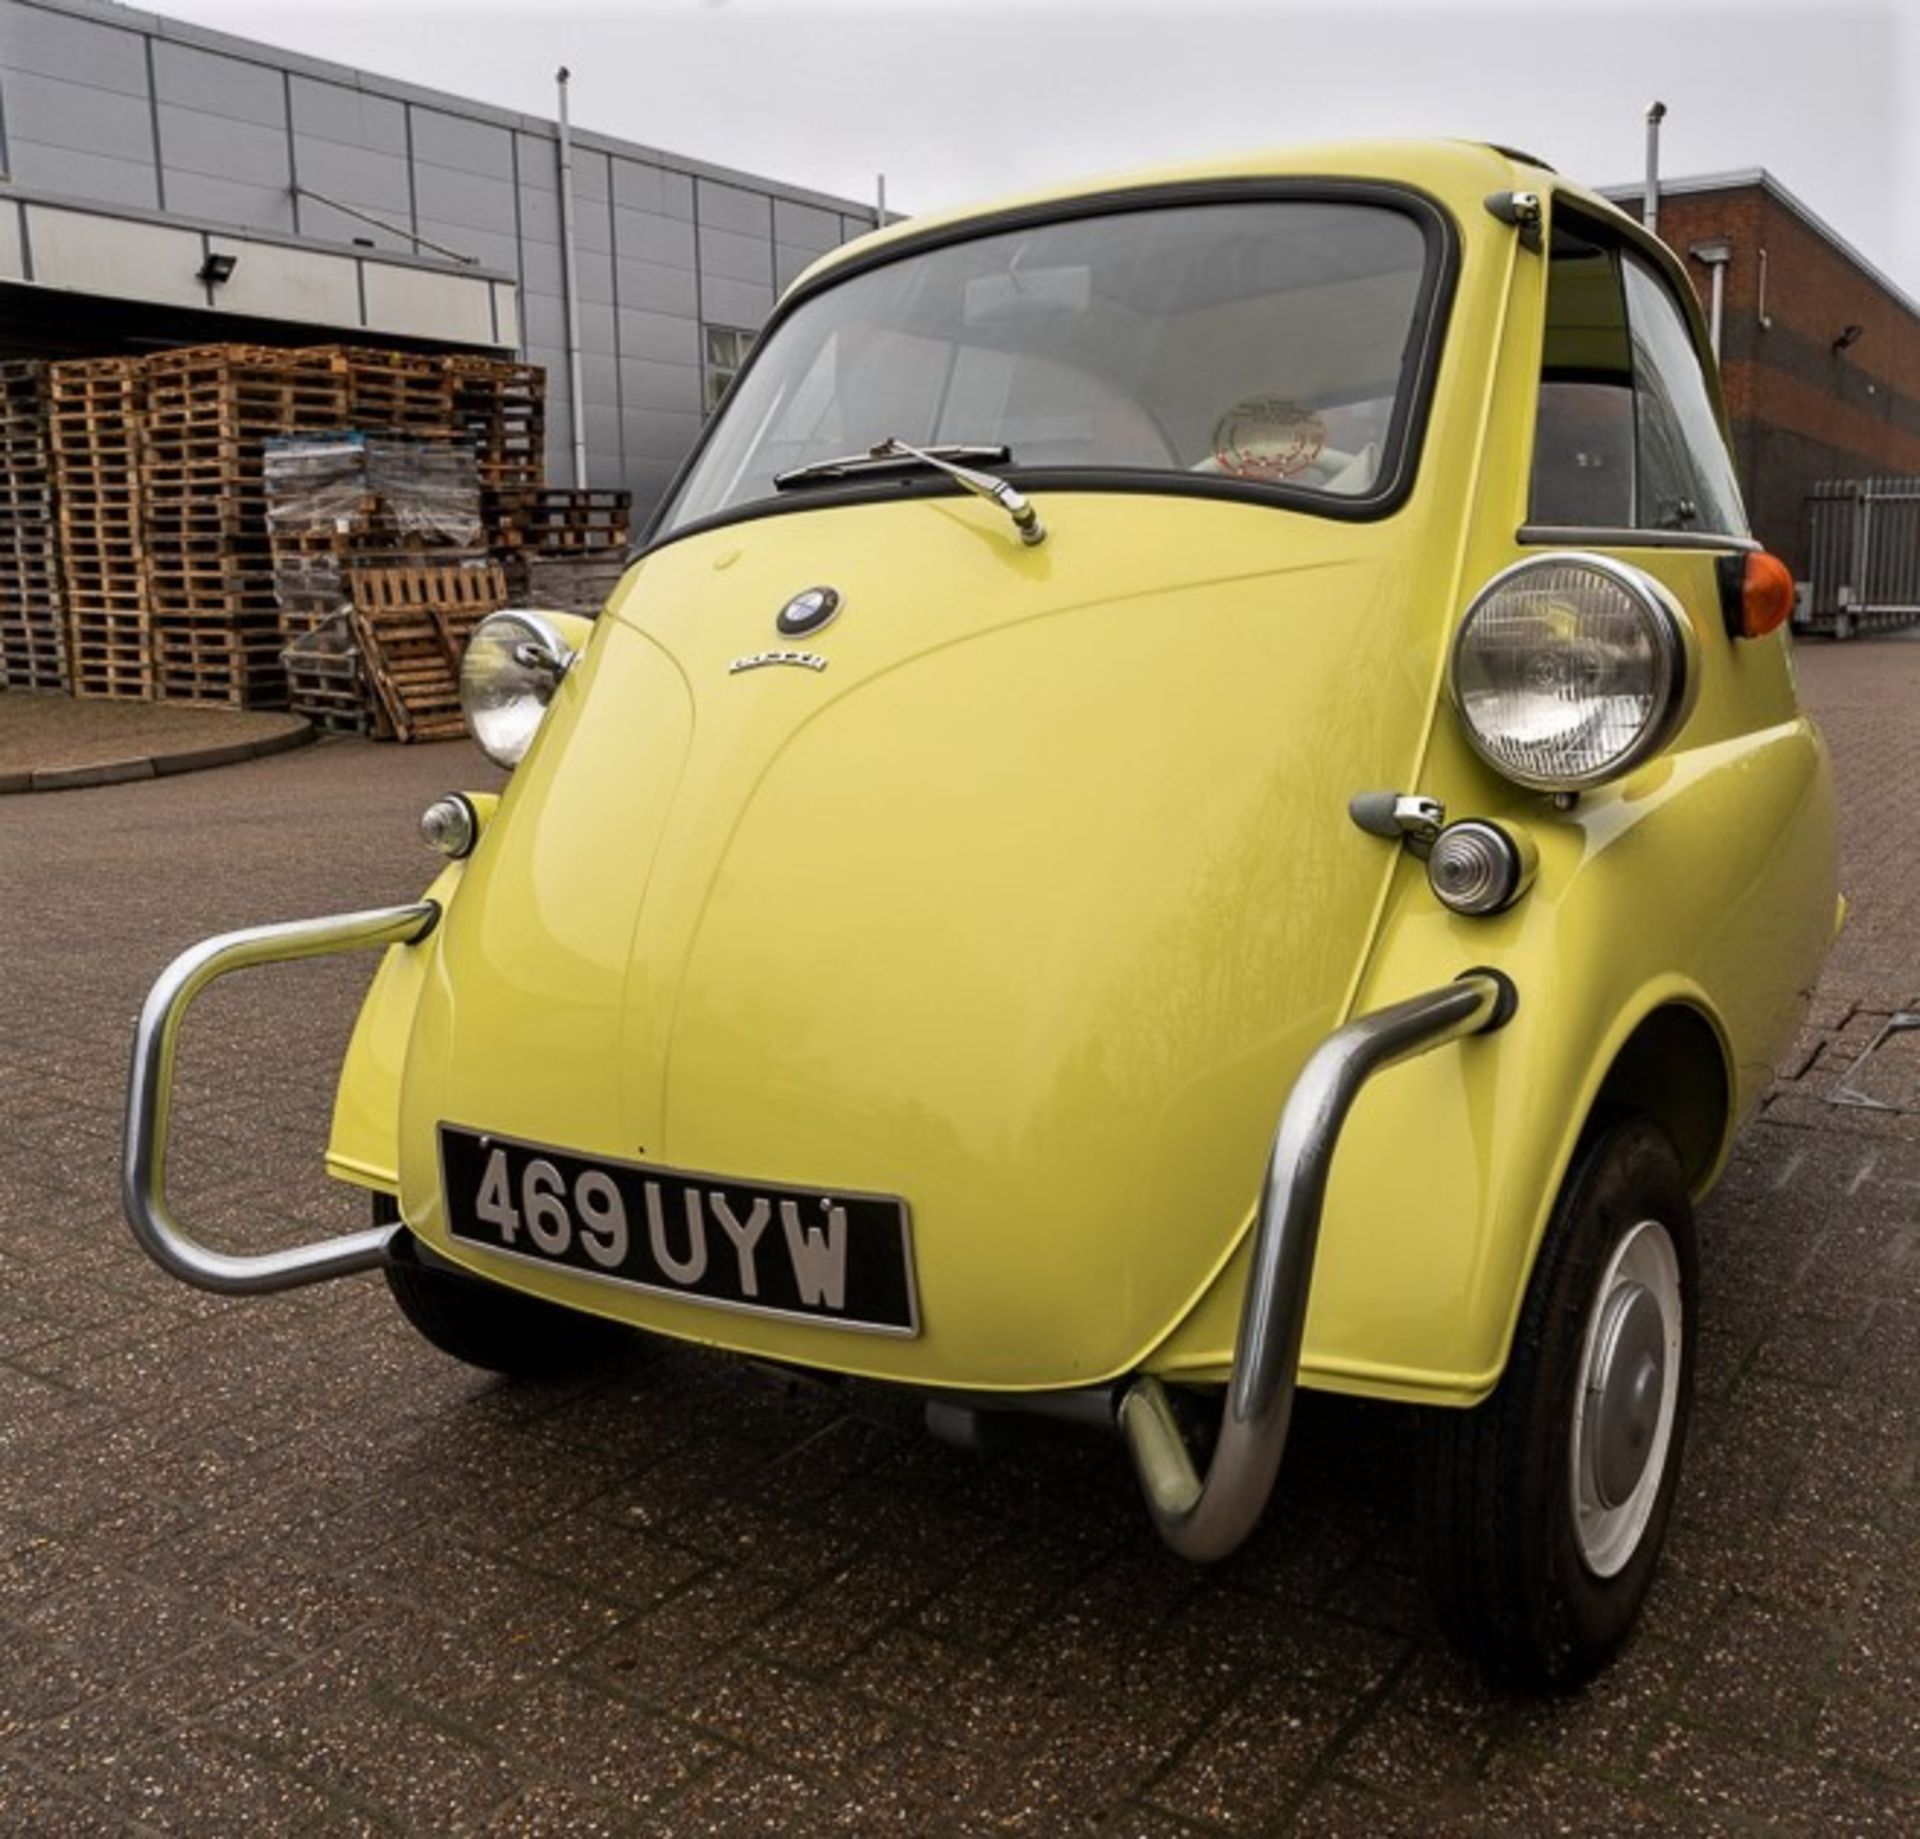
{"left": 0, "top": 0, "right": 882, "bottom": 518}
{"left": 1608, "top": 169, "right": 1920, "bottom": 581}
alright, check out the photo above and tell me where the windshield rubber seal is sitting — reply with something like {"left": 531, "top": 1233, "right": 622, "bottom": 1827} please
{"left": 634, "top": 175, "right": 1462, "bottom": 559}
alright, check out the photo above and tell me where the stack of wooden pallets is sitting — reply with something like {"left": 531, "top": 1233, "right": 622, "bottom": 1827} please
{"left": 484, "top": 486, "right": 631, "bottom": 552}
{"left": 348, "top": 561, "right": 507, "bottom": 742}
{"left": 142, "top": 346, "right": 348, "bottom": 706}
{"left": 329, "top": 347, "right": 456, "bottom": 438}
{"left": 448, "top": 356, "right": 547, "bottom": 494}
{"left": 49, "top": 358, "right": 150, "bottom": 700}
{"left": 0, "top": 362, "right": 67, "bottom": 692}
{"left": 267, "top": 433, "right": 491, "bottom": 736}
{"left": 491, "top": 486, "right": 634, "bottom": 615}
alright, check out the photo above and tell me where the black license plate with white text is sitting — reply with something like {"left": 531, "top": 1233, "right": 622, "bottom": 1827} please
{"left": 438, "top": 1126, "right": 919, "bottom": 1336}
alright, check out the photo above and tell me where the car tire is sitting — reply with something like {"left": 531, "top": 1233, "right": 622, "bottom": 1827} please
{"left": 375, "top": 1197, "right": 630, "bottom": 1378}
{"left": 1415, "top": 1114, "right": 1697, "bottom": 1688}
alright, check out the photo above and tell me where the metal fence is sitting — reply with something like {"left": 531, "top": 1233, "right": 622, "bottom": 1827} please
{"left": 1802, "top": 478, "right": 1920, "bottom": 636}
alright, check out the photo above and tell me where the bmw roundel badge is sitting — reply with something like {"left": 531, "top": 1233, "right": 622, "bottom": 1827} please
{"left": 777, "top": 586, "right": 842, "bottom": 637}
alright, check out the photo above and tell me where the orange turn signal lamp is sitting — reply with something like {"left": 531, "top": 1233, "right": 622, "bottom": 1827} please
{"left": 1718, "top": 549, "right": 1796, "bottom": 641}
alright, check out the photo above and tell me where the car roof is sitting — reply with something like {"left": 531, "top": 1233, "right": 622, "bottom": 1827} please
{"left": 787, "top": 139, "right": 1637, "bottom": 297}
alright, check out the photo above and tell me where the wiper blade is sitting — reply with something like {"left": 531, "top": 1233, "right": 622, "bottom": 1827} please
{"left": 772, "top": 443, "right": 1012, "bottom": 489}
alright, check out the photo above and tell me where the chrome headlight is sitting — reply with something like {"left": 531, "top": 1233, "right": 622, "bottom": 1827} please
{"left": 459, "top": 611, "right": 576, "bottom": 769}
{"left": 1450, "top": 555, "right": 1694, "bottom": 792}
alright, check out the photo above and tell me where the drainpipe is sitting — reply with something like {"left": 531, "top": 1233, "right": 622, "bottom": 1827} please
{"left": 1643, "top": 99, "right": 1667, "bottom": 236}
{"left": 1691, "top": 240, "right": 1731, "bottom": 360}
{"left": 555, "top": 67, "right": 589, "bottom": 491}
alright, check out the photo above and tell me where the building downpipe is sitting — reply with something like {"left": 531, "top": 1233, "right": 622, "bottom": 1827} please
{"left": 555, "top": 67, "right": 589, "bottom": 491}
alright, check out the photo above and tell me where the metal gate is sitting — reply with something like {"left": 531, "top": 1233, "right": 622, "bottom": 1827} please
{"left": 1802, "top": 478, "right": 1920, "bottom": 636}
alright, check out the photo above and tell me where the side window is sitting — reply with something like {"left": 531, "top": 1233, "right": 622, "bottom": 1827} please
{"left": 1530, "top": 230, "right": 1636, "bottom": 526}
{"left": 1619, "top": 253, "right": 1748, "bottom": 536}
{"left": 1529, "top": 220, "right": 1748, "bottom": 538}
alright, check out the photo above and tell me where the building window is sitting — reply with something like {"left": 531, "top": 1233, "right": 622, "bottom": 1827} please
{"left": 703, "top": 326, "right": 755, "bottom": 413}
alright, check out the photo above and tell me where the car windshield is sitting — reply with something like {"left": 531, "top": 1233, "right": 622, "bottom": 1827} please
{"left": 660, "top": 197, "right": 1439, "bottom": 533}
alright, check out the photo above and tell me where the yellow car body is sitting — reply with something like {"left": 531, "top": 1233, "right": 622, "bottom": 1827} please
{"left": 324, "top": 139, "right": 1836, "bottom": 1411}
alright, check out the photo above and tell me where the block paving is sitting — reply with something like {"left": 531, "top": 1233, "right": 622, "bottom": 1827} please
{"left": 0, "top": 636, "right": 1916, "bottom": 1833}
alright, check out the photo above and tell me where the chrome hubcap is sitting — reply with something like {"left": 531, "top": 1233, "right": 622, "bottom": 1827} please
{"left": 1570, "top": 1219, "right": 1682, "bottom": 1577}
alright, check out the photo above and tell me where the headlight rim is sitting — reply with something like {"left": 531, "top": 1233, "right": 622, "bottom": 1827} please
{"left": 459, "top": 608, "right": 579, "bottom": 770}
{"left": 1448, "top": 551, "right": 1695, "bottom": 794}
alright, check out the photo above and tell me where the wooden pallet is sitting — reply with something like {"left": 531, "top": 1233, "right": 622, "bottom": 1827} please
{"left": 348, "top": 562, "right": 506, "bottom": 742}
{"left": 484, "top": 487, "right": 631, "bottom": 553}
{"left": 0, "top": 361, "right": 68, "bottom": 691}
{"left": 283, "top": 613, "right": 385, "bottom": 737}
{"left": 49, "top": 358, "right": 150, "bottom": 699}
{"left": 445, "top": 355, "right": 546, "bottom": 490}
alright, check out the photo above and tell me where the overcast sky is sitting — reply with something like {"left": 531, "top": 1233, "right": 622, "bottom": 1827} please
{"left": 159, "top": 0, "right": 1920, "bottom": 300}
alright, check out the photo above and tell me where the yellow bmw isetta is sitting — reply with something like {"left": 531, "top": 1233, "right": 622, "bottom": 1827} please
{"left": 125, "top": 141, "right": 1838, "bottom": 1685}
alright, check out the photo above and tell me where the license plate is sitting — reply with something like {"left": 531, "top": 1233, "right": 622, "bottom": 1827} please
{"left": 438, "top": 1126, "right": 919, "bottom": 1336}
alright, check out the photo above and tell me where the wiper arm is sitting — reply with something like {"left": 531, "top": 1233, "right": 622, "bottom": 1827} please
{"left": 773, "top": 443, "right": 1012, "bottom": 488}
{"left": 772, "top": 439, "right": 1046, "bottom": 548}
{"left": 866, "top": 437, "right": 1046, "bottom": 548}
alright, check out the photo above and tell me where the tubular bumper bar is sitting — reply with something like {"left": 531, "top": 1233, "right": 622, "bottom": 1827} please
{"left": 1118, "top": 971, "right": 1512, "bottom": 1562}
{"left": 121, "top": 901, "right": 440, "bottom": 1294}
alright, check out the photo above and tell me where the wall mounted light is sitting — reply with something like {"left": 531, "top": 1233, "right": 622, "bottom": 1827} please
{"left": 197, "top": 252, "right": 238, "bottom": 286}
{"left": 1833, "top": 324, "right": 1865, "bottom": 353}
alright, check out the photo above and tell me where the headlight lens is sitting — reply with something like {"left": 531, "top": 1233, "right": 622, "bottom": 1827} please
{"left": 1450, "top": 555, "right": 1691, "bottom": 791}
{"left": 459, "top": 611, "right": 576, "bottom": 769}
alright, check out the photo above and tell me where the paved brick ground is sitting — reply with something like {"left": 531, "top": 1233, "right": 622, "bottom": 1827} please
{"left": 1, "top": 643, "right": 1916, "bottom": 1835}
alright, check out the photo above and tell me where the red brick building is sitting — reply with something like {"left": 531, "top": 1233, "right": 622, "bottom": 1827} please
{"left": 1605, "top": 171, "right": 1920, "bottom": 577}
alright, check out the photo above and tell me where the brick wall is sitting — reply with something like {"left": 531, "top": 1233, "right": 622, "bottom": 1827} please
{"left": 1609, "top": 182, "right": 1920, "bottom": 577}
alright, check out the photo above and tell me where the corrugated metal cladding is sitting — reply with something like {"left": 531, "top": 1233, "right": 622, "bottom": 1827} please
{"left": 0, "top": 0, "right": 881, "bottom": 513}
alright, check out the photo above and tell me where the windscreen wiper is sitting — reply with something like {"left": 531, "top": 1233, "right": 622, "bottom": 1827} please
{"left": 773, "top": 439, "right": 1046, "bottom": 548}
{"left": 773, "top": 443, "right": 1013, "bottom": 488}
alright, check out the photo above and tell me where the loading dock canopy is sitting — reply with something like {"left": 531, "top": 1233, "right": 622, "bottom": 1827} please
{"left": 0, "top": 189, "right": 519, "bottom": 350}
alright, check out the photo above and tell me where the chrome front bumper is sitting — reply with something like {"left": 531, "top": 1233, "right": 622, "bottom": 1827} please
{"left": 122, "top": 907, "right": 1506, "bottom": 1564}
{"left": 1118, "top": 970, "right": 1512, "bottom": 1562}
{"left": 121, "top": 901, "right": 439, "bottom": 1294}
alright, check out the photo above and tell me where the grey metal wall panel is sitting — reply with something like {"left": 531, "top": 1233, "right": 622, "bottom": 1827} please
{"left": 5, "top": 68, "right": 154, "bottom": 161}
{"left": 699, "top": 223, "right": 773, "bottom": 288}
{"left": 522, "top": 290, "right": 568, "bottom": 349}
{"left": 519, "top": 236, "right": 564, "bottom": 298}
{"left": 290, "top": 135, "right": 412, "bottom": 221}
{"left": 151, "top": 41, "right": 285, "bottom": 129}
{"left": 0, "top": 1, "right": 148, "bottom": 96}
{"left": 576, "top": 244, "right": 615, "bottom": 307}
{"left": 165, "top": 169, "right": 295, "bottom": 234}
{"left": 775, "top": 243, "right": 817, "bottom": 293}
{"left": 623, "top": 405, "right": 702, "bottom": 457}
{"left": 158, "top": 104, "right": 289, "bottom": 187}
{"left": 615, "top": 256, "right": 697, "bottom": 318}
{"left": 696, "top": 177, "right": 768, "bottom": 237}
{"left": 614, "top": 208, "right": 695, "bottom": 272}
{"left": 775, "top": 198, "right": 841, "bottom": 251}
{"left": 620, "top": 354, "right": 701, "bottom": 413}
{"left": 414, "top": 217, "right": 517, "bottom": 274}
{"left": 700, "top": 275, "right": 774, "bottom": 330}
{"left": 612, "top": 158, "right": 693, "bottom": 221}
{"left": 288, "top": 74, "right": 407, "bottom": 156}
{"left": 580, "top": 353, "right": 616, "bottom": 401}
{"left": 6, "top": 139, "right": 157, "bottom": 207}
{"left": 575, "top": 197, "right": 613, "bottom": 258}
{"left": 573, "top": 146, "right": 609, "bottom": 202}
{"left": 411, "top": 163, "right": 515, "bottom": 236}
{"left": 617, "top": 305, "right": 699, "bottom": 367}
{"left": 410, "top": 105, "right": 512, "bottom": 179}
{"left": 578, "top": 298, "right": 614, "bottom": 352}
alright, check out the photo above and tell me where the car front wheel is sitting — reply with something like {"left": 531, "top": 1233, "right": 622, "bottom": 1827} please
{"left": 1415, "top": 1115, "right": 1696, "bottom": 1688}
{"left": 375, "top": 1198, "right": 631, "bottom": 1378}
